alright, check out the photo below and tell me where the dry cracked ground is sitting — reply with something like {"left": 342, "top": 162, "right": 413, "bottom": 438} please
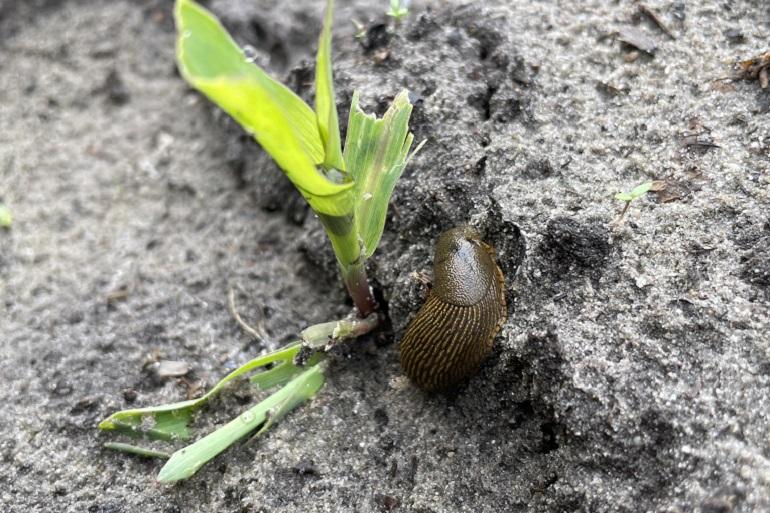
{"left": 1, "top": 0, "right": 769, "bottom": 512}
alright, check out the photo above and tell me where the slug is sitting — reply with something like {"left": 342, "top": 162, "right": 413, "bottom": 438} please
{"left": 399, "top": 226, "right": 507, "bottom": 392}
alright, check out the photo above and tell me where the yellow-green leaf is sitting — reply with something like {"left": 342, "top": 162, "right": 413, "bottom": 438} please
{"left": 174, "top": 0, "right": 353, "bottom": 216}
{"left": 614, "top": 192, "right": 633, "bottom": 202}
{"left": 315, "top": 0, "right": 345, "bottom": 171}
{"left": 630, "top": 181, "right": 653, "bottom": 199}
{"left": 0, "top": 203, "right": 12, "bottom": 228}
{"left": 344, "top": 91, "right": 420, "bottom": 258}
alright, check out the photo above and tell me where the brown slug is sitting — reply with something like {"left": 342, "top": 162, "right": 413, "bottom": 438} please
{"left": 399, "top": 226, "right": 507, "bottom": 392}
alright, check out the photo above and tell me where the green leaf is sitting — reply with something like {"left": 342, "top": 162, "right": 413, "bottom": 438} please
{"left": 174, "top": 0, "right": 353, "bottom": 217}
{"left": 387, "top": 0, "right": 409, "bottom": 19}
{"left": 100, "top": 316, "right": 378, "bottom": 481}
{"left": 614, "top": 192, "right": 633, "bottom": 202}
{"left": 315, "top": 0, "right": 345, "bottom": 171}
{"left": 99, "top": 313, "right": 357, "bottom": 445}
{"left": 0, "top": 203, "right": 12, "bottom": 228}
{"left": 615, "top": 181, "right": 653, "bottom": 203}
{"left": 104, "top": 442, "right": 171, "bottom": 460}
{"left": 99, "top": 343, "right": 304, "bottom": 441}
{"left": 344, "top": 90, "right": 420, "bottom": 258}
{"left": 157, "top": 361, "right": 326, "bottom": 483}
{"left": 630, "top": 181, "right": 653, "bottom": 199}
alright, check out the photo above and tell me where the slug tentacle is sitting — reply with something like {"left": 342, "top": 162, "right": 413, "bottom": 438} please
{"left": 399, "top": 226, "right": 507, "bottom": 392}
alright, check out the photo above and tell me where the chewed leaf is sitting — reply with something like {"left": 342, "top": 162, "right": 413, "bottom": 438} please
{"left": 174, "top": 0, "right": 353, "bottom": 216}
{"left": 157, "top": 361, "right": 326, "bottom": 483}
{"left": 99, "top": 343, "right": 304, "bottom": 441}
{"left": 344, "top": 90, "right": 419, "bottom": 258}
{"left": 315, "top": 0, "right": 345, "bottom": 171}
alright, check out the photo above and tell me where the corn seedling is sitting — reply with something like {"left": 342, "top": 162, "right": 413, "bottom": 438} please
{"left": 99, "top": 0, "right": 422, "bottom": 482}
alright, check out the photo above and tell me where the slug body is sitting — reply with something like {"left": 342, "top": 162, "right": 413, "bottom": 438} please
{"left": 399, "top": 226, "right": 507, "bottom": 392}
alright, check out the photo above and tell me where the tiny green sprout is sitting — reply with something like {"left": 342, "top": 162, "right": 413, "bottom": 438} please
{"left": 0, "top": 202, "right": 12, "bottom": 228}
{"left": 386, "top": 0, "right": 410, "bottom": 22}
{"left": 352, "top": 18, "right": 367, "bottom": 40}
{"left": 100, "top": 0, "right": 423, "bottom": 483}
{"left": 614, "top": 180, "right": 653, "bottom": 223}
{"left": 615, "top": 181, "right": 653, "bottom": 202}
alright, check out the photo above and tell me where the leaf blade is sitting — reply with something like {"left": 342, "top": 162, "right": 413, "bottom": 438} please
{"left": 315, "top": 0, "right": 345, "bottom": 171}
{"left": 630, "top": 181, "right": 653, "bottom": 199}
{"left": 174, "top": 0, "right": 353, "bottom": 216}
{"left": 157, "top": 362, "right": 326, "bottom": 483}
{"left": 104, "top": 443, "right": 171, "bottom": 460}
{"left": 344, "top": 90, "right": 418, "bottom": 258}
{"left": 614, "top": 192, "right": 633, "bottom": 202}
{"left": 98, "top": 343, "right": 304, "bottom": 441}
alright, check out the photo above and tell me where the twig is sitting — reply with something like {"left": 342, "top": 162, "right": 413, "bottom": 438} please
{"left": 227, "top": 285, "right": 269, "bottom": 343}
{"left": 638, "top": 4, "right": 676, "bottom": 40}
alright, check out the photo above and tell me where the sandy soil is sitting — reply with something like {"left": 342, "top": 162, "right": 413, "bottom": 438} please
{"left": 1, "top": 0, "right": 769, "bottom": 512}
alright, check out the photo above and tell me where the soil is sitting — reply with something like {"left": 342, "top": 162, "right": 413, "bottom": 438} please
{"left": 1, "top": 0, "right": 769, "bottom": 512}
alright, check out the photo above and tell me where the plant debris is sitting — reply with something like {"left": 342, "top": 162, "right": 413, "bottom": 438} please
{"left": 734, "top": 52, "right": 770, "bottom": 89}
{"left": 637, "top": 4, "right": 675, "bottom": 40}
{"left": 596, "top": 80, "right": 630, "bottom": 97}
{"left": 617, "top": 26, "right": 657, "bottom": 55}
{"left": 105, "top": 284, "right": 131, "bottom": 304}
{"left": 649, "top": 179, "right": 693, "bottom": 203}
{"left": 680, "top": 133, "right": 720, "bottom": 149}
{"left": 152, "top": 360, "right": 190, "bottom": 378}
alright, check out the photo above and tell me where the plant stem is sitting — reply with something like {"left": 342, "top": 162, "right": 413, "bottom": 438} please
{"left": 342, "top": 260, "right": 378, "bottom": 317}
{"left": 301, "top": 311, "right": 381, "bottom": 349}
{"left": 317, "top": 213, "right": 376, "bottom": 316}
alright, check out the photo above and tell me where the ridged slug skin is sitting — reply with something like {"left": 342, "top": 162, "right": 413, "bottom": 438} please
{"left": 399, "top": 226, "right": 507, "bottom": 392}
